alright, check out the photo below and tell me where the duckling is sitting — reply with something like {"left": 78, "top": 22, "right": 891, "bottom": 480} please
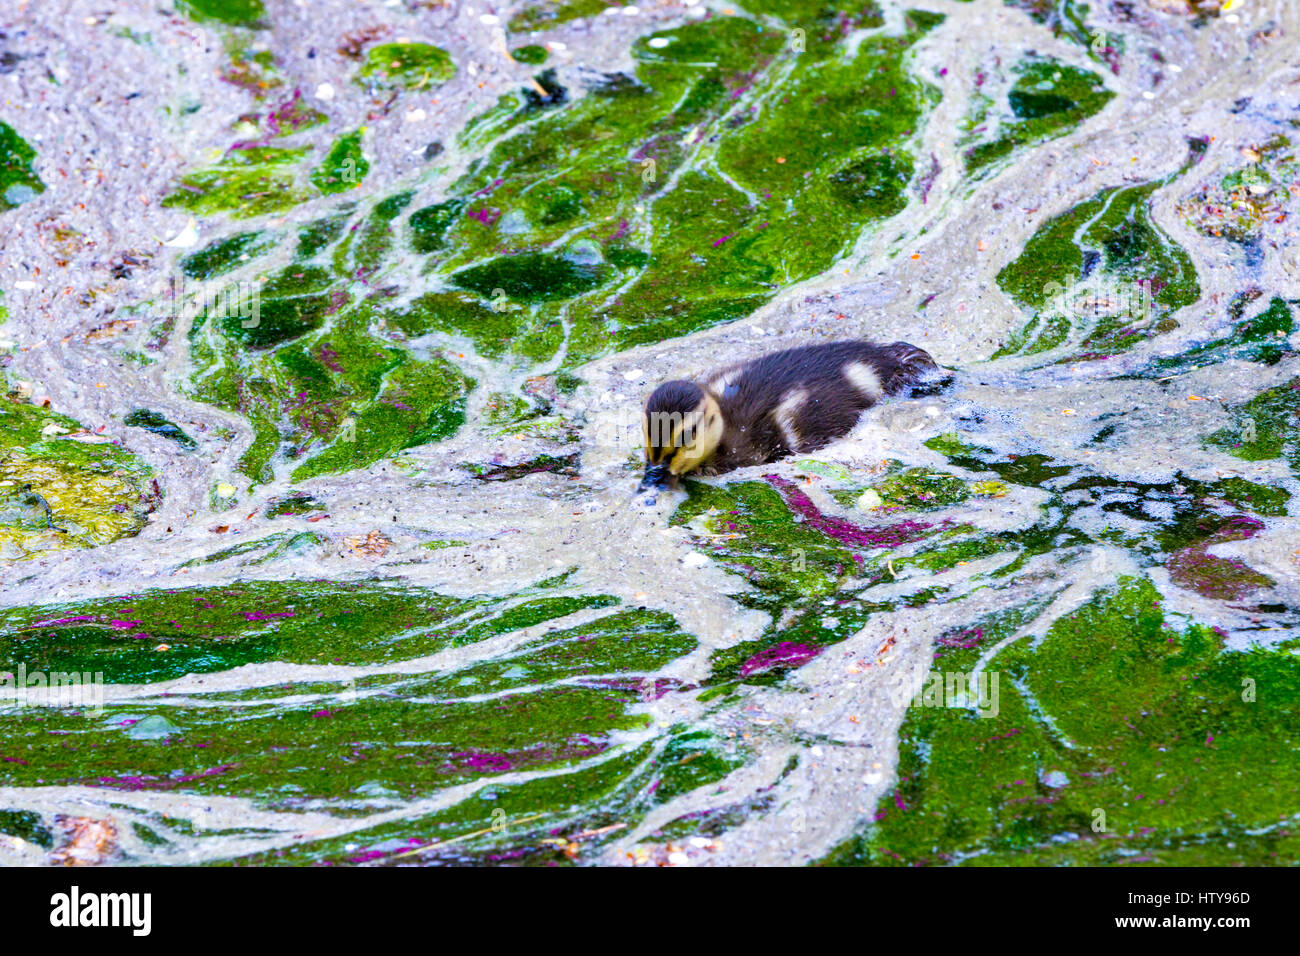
{"left": 638, "top": 340, "right": 940, "bottom": 492}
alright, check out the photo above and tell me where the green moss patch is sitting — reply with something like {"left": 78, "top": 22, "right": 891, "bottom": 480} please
{"left": 824, "top": 577, "right": 1300, "bottom": 865}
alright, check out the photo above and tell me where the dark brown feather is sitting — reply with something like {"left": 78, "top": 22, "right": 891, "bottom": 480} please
{"left": 700, "top": 340, "right": 938, "bottom": 474}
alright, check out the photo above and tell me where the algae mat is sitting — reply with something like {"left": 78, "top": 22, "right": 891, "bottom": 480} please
{"left": 0, "top": 0, "right": 1298, "bottom": 866}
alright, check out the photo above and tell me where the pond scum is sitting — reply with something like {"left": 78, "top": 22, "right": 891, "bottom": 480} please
{"left": 0, "top": 0, "right": 1298, "bottom": 866}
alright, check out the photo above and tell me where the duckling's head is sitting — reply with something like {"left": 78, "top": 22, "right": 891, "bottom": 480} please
{"left": 639, "top": 380, "right": 724, "bottom": 491}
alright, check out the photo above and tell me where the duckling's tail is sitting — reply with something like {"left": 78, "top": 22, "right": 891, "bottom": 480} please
{"left": 879, "top": 341, "right": 943, "bottom": 394}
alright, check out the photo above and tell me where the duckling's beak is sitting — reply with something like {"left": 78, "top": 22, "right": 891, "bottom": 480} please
{"left": 637, "top": 462, "right": 672, "bottom": 493}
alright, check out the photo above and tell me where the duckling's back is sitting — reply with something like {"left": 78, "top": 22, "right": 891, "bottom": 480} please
{"left": 703, "top": 340, "right": 937, "bottom": 473}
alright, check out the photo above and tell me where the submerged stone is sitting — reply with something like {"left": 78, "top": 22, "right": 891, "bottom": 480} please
{"left": 123, "top": 409, "right": 198, "bottom": 450}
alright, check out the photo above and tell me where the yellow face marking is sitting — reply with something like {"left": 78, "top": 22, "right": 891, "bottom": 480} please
{"left": 667, "top": 395, "right": 724, "bottom": 475}
{"left": 643, "top": 395, "right": 724, "bottom": 475}
{"left": 643, "top": 410, "right": 684, "bottom": 462}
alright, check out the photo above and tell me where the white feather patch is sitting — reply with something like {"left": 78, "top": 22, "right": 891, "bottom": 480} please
{"left": 773, "top": 387, "right": 807, "bottom": 450}
{"left": 844, "top": 361, "right": 882, "bottom": 399}
{"left": 706, "top": 367, "right": 742, "bottom": 397}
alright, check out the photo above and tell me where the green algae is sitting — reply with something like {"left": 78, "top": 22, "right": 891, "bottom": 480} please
{"left": 1167, "top": 519, "right": 1275, "bottom": 601}
{"left": 922, "top": 429, "right": 1289, "bottom": 587}
{"left": 0, "top": 121, "right": 45, "bottom": 212}
{"left": 0, "top": 810, "right": 53, "bottom": 849}
{"left": 349, "top": 190, "right": 415, "bottom": 272}
{"left": 672, "top": 479, "right": 858, "bottom": 608}
{"left": 823, "top": 577, "right": 1300, "bottom": 865}
{"left": 223, "top": 741, "right": 659, "bottom": 865}
{"left": 511, "top": 45, "right": 549, "bottom": 66}
{"left": 455, "top": 94, "right": 528, "bottom": 153}
{"left": 0, "top": 685, "right": 646, "bottom": 806}
{"left": 217, "top": 264, "right": 334, "bottom": 349}
{"left": 181, "top": 230, "right": 277, "bottom": 280}
{"left": 1196, "top": 476, "right": 1290, "bottom": 518}
{"left": 893, "top": 533, "right": 1011, "bottom": 573}
{"left": 1139, "top": 295, "right": 1295, "bottom": 380}
{"left": 1004, "top": 0, "right": 1101, "bottom": 61}
{"left": 178, "top": 216, "right": 484, "bottom": 480}
{"left": 296, "top": 210, "right": 353, "bottom": 260}
{"left": 1205, "top": 376, "right": 1300, "bottom": 473}
{"left": 409, "top": 608, "right": 696, "bottom": 699}
{"left": 262, "top": 492, "right": 322, "bottom": 517}
{"left": 289, "top": 350, "right": 473, "bottom": 482}
{"left": 178, "top": 530, "right": 323, "bottom": 568}
{"left": 162, "top": 79, "right": 360, "bottom": 218}
{"left": 924, "top": 431, "right": 993, "bottom": 459}
{"left": 413, "top": 11, "right": 942, "bottom": 367}
{"left": 669, "top": 477, "right": 982, "bottom": 686}
{"left": 994, "top": 151, "right": 1202, "bottom": 360}
{"left": 0, "top": 581, "right": 708, "bottom": 853}
{"left": 408, "top": 200, "right": 465, "bottom": 254}
{"left": 0, "top": 399, "right": 157, "bottom": 561}
{"left": 163, "top": 145, "right": 312, "bottom": 219}
{"left": 178, "top": 0, "right": 266, "bottom": 26}
{"left": 462, "top": 452, "right": 581, "bottom": 481}
{"left": 234, "top": 91, "right": 327, "bottom": 142}
{"left": 311, "top": 130, "right": 369, "bottom": 196}
{"left": 649, "top": 728, "right": 745, "bottom": 804}
{"left": 387, "top": 291, "right": 522, "bottom": 359}
{"left": 962, "top": 56, "right": 1114, "bottom": 174}
{"left": 867, "top": 467, "right": 970, "bottom": 511}
{"left": 0, "top": 580, "right": 618, "bottom": 683}
{"left": 356, "top": 43, "right": 455, "bottom": 91}
{"left": 508, "top": 0, "right": 614, "bottom": 34}
{"left": 451, "top": 253, "right": 609, "bottom": 303}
